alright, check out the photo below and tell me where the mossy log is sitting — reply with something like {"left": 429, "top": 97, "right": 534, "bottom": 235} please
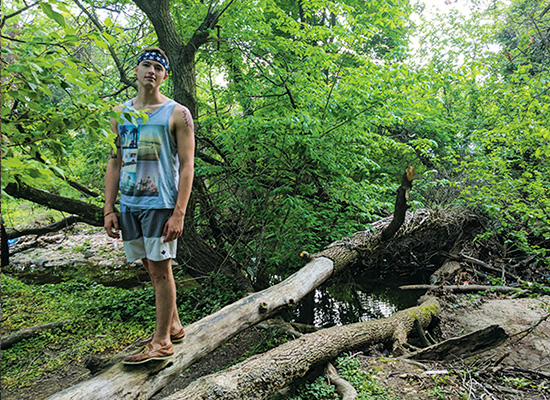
{"left": 162, "top": 297, "right": 440, "bottom": 400}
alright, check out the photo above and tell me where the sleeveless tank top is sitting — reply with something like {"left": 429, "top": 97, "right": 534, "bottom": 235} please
{"left": 118, "top": 99, "right": 179, "bottom": 209}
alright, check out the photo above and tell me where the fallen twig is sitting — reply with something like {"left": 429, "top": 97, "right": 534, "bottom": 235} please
{"left": 399, "top": 284, "right": 524, "bottom": 294}
{"left": 326, "top": 362, "right": 357, "bottom": 400}
{"left": 509, "top": 313, "right": 550, "bottom": 344}
{"left": 442, "top": 252, "right": 523, "bottom": 282}
{"left": 1, "top": 320, "right": 72, "bottom": 349}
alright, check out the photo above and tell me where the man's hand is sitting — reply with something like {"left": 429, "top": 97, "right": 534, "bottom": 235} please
{"left": 104, "top": 213, "right": 120, "bottom": 239}
{"left": 162, "top": 214, "right": 184, "bottom": 242}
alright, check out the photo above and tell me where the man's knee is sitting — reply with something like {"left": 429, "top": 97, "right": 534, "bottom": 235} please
{"left": 146, "top": 258, "right": 172, "bottom": 280}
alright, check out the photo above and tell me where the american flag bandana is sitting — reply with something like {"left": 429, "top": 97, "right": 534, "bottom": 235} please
{"left": 137, "top": 51, "right": 169, "bottom": 71}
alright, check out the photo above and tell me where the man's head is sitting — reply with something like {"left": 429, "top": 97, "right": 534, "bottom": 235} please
{"left": 135, "top": 47, "right": 169, "bottom": 86}
{"left": 136, "top": 47, "right": 169, "bottom": 73}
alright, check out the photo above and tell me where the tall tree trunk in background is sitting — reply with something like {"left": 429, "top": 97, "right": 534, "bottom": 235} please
{"left": 130, "top": 0, "right": 251, "bottom": 290}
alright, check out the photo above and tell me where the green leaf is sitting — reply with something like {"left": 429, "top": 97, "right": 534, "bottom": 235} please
{"left": 39, "top": 3, "right": 67, "bottom": 28}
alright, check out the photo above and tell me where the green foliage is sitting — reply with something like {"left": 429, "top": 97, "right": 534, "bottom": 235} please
{"left": 286, "top": 354, "right": 399, "bottom": 400}
{"left": 3, "top": 0, "right": 549, "bottom": 291}
{"left": 1, "top": 1, "right": 116, "bottom": 190}
{"left": 174, "top": 272, "right": 245, "bottom": 324}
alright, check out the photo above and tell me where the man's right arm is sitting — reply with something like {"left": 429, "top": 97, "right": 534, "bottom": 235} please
{"left": 104, "top": 108, "right": 122, "bottom": 239}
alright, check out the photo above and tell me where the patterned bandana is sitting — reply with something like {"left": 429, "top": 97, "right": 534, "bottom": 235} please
{"left": 137, "top": 51, "right": 169, "bottom": 71}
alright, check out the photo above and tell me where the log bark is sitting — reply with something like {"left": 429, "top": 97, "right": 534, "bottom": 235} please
{"left": 161, "top": 297, "right": 440, "bottom": 400}
{"left": 405, "top": 324, "right": 508, "bottom": 361}
{"left": 1, "top": 320, "right": 72, "bottom": 350}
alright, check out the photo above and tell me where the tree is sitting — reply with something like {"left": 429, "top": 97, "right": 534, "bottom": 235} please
{"left": 2, "top": 0, "right": 418, "bottom": 287}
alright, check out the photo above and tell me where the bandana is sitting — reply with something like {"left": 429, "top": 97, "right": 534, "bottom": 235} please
{"left": 137, "top": 51, "right": 169, "bottom": 71}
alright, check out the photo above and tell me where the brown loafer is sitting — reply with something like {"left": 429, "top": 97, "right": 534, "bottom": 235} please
{"left": 123, "top": 343, "right": 174, "bottom": 365}
{"left": 137, "top": 327, "right": 185, "bottom": 347}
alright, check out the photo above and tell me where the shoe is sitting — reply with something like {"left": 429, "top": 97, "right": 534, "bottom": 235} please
{"left": 123, "top": 343, "right": 174, "bottom": 365}
{"left": 137, "top": 327, "right": 185, "bottom": 346}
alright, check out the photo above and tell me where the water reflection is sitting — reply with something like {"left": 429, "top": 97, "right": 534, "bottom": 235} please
{"left": 294, "top": 277, "right": 422, "bottom": 328}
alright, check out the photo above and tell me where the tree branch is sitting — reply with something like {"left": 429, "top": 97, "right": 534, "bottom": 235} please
{"left": 5, "top": 215, "right": 92, "bottom": 239}
{"left": 4, "top": 180, "right": 103, "bottom": 226}
{"left": 1, "top": 1, "right": 40, "bottom": 30}
{"left": 382, "top": 166, "right": 415, "bottom": 240}
{"left": 72, "top": 0, "right": 137, "bottom": 90}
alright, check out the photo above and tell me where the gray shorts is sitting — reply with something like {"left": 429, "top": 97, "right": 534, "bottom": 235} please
{"left": 120, "top": 205, "right": 177, "bottom": 262}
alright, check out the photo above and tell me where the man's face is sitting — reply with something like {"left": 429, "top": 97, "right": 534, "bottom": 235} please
{"left": 135, "top": 59, "right": 168, "bottom": 87}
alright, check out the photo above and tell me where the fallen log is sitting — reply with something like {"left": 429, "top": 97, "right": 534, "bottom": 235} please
{"left": 5, "top": 216, "right": 87, "bottom": 240}
{"left": 4, "top": 180, "right": 103, "bottom": 226}
{"left": 46, "top": 257, "right": 336, "bottom": 400}
{"left": 162, "top": 297, "right": 440, "bottom": 400}
{"left": 1, "top": 320, "right": 72, "bottom": 350}
{"left": 404, "top": 324, "right": 508, "bottom": 361}
{"left": 399, "top": 284, "right": 524, "bottom": 294}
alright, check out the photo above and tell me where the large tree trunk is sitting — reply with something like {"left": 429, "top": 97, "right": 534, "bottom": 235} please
{"left": 163, "top": 297, "right": 440, "bottom": 400}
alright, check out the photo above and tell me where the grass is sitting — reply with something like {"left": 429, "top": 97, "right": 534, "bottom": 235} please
{"left": 282, "top": 355, "right": 400, "bottom": 400}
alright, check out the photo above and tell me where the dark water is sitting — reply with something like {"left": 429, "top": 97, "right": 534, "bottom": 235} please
{"left": 293, "top": 274, "right": 424, "bottom": 327}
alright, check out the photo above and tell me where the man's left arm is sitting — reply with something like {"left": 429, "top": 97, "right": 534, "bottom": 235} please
{"left": 163, "top": 105, "right": 195, "bottom": 242}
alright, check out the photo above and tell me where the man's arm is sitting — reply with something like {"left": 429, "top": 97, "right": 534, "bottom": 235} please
{"left": 104, "top": 107, "right": 123, "bottom": 239}
{"left": 163, "top": 104, "right": 195, "bottom": 242}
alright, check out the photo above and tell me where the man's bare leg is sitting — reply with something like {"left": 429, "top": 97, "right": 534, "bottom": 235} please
{"left": 144, "top": 258, "right": 182, "bottom": 347}
{"left": 143, "top": 258, "right": 183, "bottom": 336}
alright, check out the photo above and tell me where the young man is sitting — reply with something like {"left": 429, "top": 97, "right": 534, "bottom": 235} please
{"left": 104, "top": 47, "right": 195, "bottom": 364}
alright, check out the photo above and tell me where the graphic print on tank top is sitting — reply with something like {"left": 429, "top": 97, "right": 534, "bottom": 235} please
{"left": 119, "top": 124, "right": 162, "bottom": 197}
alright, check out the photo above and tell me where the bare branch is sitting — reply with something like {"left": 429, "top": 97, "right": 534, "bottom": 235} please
{"left": 72, "top": 0, "right": 137, "bottom": 90}
{"left": 1, "top": 1, "right": 40, "bottom": 30}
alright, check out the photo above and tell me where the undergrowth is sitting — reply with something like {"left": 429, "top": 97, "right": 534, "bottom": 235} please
{"left": 284, "top": 355, "right": 400, "bottom": 400}
{"left": 0, "top": 273, "right": 243, "bottom": 391}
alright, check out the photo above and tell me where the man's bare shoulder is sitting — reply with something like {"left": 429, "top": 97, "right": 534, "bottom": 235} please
{"left": 172, "top": 103, "right": 194, "bottom": 131}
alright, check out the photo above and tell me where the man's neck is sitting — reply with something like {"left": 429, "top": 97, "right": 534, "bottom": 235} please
{"left": 132, "top": 89, "right": 168, "bottom": 111}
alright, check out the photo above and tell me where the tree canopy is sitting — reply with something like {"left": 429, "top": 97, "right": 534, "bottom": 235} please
{"left": 2, "top": 0, "right": 549, "bottom": 282}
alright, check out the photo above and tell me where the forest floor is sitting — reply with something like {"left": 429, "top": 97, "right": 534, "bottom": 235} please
{"left": 3, "top": 229, "right": 550, "bottom": 399}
